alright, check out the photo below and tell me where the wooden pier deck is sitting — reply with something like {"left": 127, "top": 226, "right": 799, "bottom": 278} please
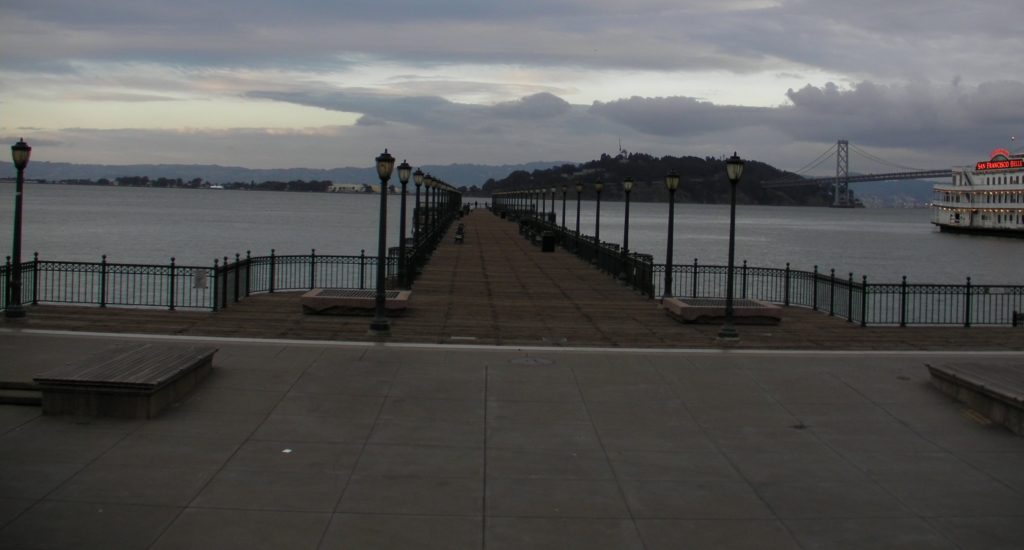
{"left": 6, "top": 209, "right": 1024, "bottom": 351}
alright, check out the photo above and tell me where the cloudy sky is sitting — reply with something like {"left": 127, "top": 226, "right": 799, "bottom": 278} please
{"left": 2, "top": 0, "right": 1022, "bottom": 176}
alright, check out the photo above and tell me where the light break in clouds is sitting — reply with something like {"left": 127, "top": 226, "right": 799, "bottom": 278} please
{"left": 1, "top": 0, "right": 1022, "bottom": 179}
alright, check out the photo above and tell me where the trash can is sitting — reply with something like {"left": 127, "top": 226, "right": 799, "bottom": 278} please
{"left": 541, "top": 231, "right": 556, "bottom": 252}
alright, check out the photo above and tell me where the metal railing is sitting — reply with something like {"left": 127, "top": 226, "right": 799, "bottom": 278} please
{"left": 0, "top": 200, "right": 460, "bottom": 313}
{"left": 653, "top": 261, "right": 1024, "bottom": 326}
{"left": 491, "top": 204, "right": 1022, "bottom": 327}
{"left": 511, "top": 213, "right": 655, "bottom": 297}
{"left": 1, "top": 250, "right": 395, "bottom": 311}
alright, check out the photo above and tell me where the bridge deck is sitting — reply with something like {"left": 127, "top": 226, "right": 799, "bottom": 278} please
{"left": 5, "top": 209, "right": 1022, "bottom": 357}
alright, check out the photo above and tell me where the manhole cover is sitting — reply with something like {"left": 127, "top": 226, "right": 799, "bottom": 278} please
{"left": 509, "top": 357, "right": 555, "bottom": 365}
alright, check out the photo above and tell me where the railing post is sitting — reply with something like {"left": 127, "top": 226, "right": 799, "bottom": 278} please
{"left": 309, "top": 248, "right": 317, "bottom": 289}
{"left": 3, "top": 256, "right": 10, "bottom": 308}
{"left": 268, "top": 249, "right": 276, "bottom": 294}
{"left": 244, "top": 250, "right": 251, "bottom": 297}
{"left": 847, "top": 272, "right": 854, "bottom": 322}
{"left": 234, "top": 253, "right": 241, "bottom": 303}
{"left": 212, "top": 259, "right": 219, "bottom": 312}
{"left": 829, "top": 268, "right": 835, "bottom": 316}
{"left": 32, "top": 252, "right": 39, "bottom": 305}
{"left": 860, "top": 275, "right": 868, "bottom": 327}
{"left": 812, "top": 265, "right": 819, "bottom": 311}
{"left": 100, "top": 254, "right": 108, "bottom": 308}
{"left": 900, "top": 275, "right": 907, "bottom": 327}
{"left": 784, "top": 263, "right": 791, "bottom": 307}
{"left": 691, "top": 258, "right": 698, "bottom": 297}
{"left": 168, "top": 257, "right": 176, "bottom": 311}
{"left": 741, "top": 260, "right": 748, "bottom": 299}
{"left": 359, "top": 249, "right": 366, "bottom": 289}
{"left": 964, "top": 276, "right": 972, "bottom": 328}
{"left": 222, "top": 256, "right": 229, "bottom": 310}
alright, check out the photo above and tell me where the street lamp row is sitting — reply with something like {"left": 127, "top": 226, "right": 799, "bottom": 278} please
{"left": 370, "top": 150, "right": 460, "bottom": 336}
{"left": 491, "top": 155, "right": 746, "bottom": 339}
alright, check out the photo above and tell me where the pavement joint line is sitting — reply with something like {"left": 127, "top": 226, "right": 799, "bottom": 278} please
{"left": 5, "top": 327, "right": 1024, "bottom": 357}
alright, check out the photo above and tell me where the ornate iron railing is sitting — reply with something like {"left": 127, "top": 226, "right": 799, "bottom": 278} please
{"left": 1, "top": 251, "right": 395, "bottom": 311}
{"left": 652, "top": 261, "right": 1023, "bottom": 326}
{"left": 491, "top": 204, "right": 1022, "bottom": 326}
{"left": 513, "top": 214, "right": 655, "bottom": 297}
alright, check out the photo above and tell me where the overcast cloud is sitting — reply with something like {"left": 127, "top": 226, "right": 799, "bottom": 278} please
{"left": 1, "top": 0, "right": 1022, "bottom": 178}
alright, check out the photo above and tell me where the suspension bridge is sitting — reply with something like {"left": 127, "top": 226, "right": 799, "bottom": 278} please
{"left": 762, "top": 140, "right": 951, "bottom": 207}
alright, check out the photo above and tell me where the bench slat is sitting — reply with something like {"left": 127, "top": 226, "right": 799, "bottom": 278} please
{"left": 929, "top": 363, "right": 1024, "bottom": 404}
{"left": 35, "top": 344, "right": 217, "bottom": 389}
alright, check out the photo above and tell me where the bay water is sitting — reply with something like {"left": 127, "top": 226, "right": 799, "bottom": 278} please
{"left": 0, "top": 183, "right": 1020, "bottom": 285}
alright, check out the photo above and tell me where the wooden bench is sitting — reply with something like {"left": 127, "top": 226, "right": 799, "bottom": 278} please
{"left": 926, "top": 362, "right": 1024, "bottom": 436}
{"left": 33, "top": 343, "right": 217, "bottom": 419}
{"left": 663, "top": 297, "right": 783, "bottom": 325}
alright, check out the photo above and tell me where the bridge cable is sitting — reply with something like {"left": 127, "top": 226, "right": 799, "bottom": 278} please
{"left": 792, "top": 143, "right": 837, "bottom": 176}
{"left": 848, "top": 144, "right": 926, "bottom": 172}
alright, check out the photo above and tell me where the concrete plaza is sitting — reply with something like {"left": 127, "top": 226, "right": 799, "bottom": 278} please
{"left": 2, "top": 331, "right": 1024, "bottom": 549}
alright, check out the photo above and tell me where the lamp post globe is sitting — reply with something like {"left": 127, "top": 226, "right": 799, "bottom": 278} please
{"left": 370, "top": 149, "right": 395, "bottom": 335}
{"left": 663, "top": 171, "right": 680, "bottom": 299}
{"left": 719, "top": 152, "right": 745, "bottom": 340}
{"left": 6, "top": 138, "right": 31, "bottom": 318}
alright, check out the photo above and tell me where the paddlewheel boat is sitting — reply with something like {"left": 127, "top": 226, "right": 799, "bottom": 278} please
{"left": 932, "top": 148, "right": 1024, "bottom": 237}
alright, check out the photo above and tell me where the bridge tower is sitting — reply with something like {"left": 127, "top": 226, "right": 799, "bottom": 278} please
{"left": 833, "top": 139, "right": 850, "bottom": 207}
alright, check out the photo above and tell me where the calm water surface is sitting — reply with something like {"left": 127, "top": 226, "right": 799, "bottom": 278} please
{"left": 0, "top": 183, "right": 1020, "bottom": 284}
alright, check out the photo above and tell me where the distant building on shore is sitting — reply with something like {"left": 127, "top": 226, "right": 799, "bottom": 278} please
{"left": 329, "top": 183, "right": 366, "bottom": 193}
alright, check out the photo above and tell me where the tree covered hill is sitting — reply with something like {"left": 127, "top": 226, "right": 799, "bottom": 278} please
{"left": 480, "top": 151, "right": 832, "bottom": 206}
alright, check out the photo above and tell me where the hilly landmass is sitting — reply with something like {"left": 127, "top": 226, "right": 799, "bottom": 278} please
{"left": 10, "top": 160, "right": 567, "bottom": 192}
{"left": 2, "top": 152, "right": 927, "bottom": 206}
{"left": 481, "top": 151, "right": 830, "bottom": 206}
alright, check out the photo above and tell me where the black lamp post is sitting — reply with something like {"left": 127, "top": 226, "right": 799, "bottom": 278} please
{"left": 574, "top": 183, "right": 582, "bottom": 233}
{"left": 397, "top": 160, "right": 411, "bottom": 288}
{"left": 622, "top": 177, "right": 634, "bottom": 254}
{"left": 549, "top": 187, "right": 556, "bottom": 223}
{"left": 663, "top": 171, "right": 680, "bottom": 299}
{"left": 370, "top": 149, "right": 395, "bottom": 335}
{"left": 718, "top": 152, "right": 745, "bottom": 340}
{"left": 413, "top": 168, "right": 424, "bottom": 246}
{"left": 561, "top": 185, "right": 567, "bottom": 230}
{"left": 594, "top": 179, "right": 603, "bottom": 244}
{"left": 427, "top": 176, "right": 436, "bottom": 235}
{"left": 6, "top": 138, "right": 31, "bottom": 318}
